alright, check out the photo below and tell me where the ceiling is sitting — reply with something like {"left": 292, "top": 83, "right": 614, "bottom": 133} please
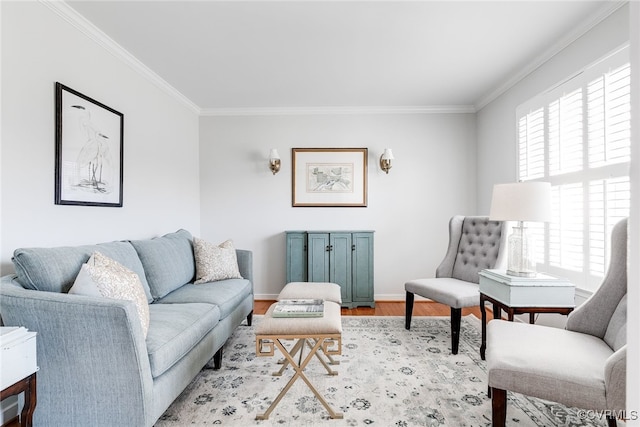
{"left": 66, "top": 1, "right": 614, "bottom": 113}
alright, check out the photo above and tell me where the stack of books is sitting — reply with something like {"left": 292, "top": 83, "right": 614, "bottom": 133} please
{"left": 272, "top": 299, "right": 324, "bottom": 318}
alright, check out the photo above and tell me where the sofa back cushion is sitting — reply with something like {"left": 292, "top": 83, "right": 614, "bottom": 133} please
{"left": 451, "top": 217, "right": 503, "bottom": 284}
{"left": 604, "top": 294, "right": 627, "bottom": 351}
{"left": 12, "top": 241, "right": 153, "bottom": 302}
{"left": 129, "top": 229, "right": 195, "bottom": 300}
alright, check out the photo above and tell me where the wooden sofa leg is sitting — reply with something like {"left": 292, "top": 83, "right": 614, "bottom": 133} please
{"left": 491, "top": 387, "right": 507, "bottom": 427}
{"left": 247, "top": 310, "right": 253, "bottom": 326}
{"left": 405, "top": 291, "right": 414, "bottom": 330}
{"left": 451, "top": 307, "right": 461, "bottom": 354}
{"left": 213, "top": 346, "right": 223, "bottom": 370}
{"left": 606, "top": 416, "right": 617, "bottom": 427}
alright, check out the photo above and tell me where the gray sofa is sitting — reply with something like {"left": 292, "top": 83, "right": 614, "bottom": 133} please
{"left": 0, "top": 229, "right": 254, "bottom": 427}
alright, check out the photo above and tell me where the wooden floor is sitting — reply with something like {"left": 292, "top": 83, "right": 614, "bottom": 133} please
{"left": 255, "top": 300, "right": 487, "bottom": 318}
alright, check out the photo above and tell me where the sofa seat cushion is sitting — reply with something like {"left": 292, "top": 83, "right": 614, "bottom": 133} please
{"left": 146, "top": 302, "right": 220, "bottom": 378}
{"left": 487, "top": 320, "right": 613, "bottom": 410}
{"left": 405, "top": 277, "right": 479, "bottom": 308}
{"left": 130, "top": 230, "right": 195, "bottom": 300}
{"left": 156, "top": 279, "right": 252, "bottom": 320}
{"left": 12, "top": 241, "right": 153, "bottom": 303}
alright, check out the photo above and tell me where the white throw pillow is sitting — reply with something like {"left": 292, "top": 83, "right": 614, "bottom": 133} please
{"left": 70, "top": 251, "right": 150, "bottom": 337}
{"left": 193, "top": 238, "right": 242, "bottom": 284}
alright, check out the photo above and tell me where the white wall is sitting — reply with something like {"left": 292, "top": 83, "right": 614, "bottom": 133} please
{"left": 199, "top": 112, "right": 477, "bottom": 299}
{"left": 0, "top": 2, "right": 201, "bottom": 274}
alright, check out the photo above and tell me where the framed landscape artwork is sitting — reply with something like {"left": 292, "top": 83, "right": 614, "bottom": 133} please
{"left": 55, "top": 82, "right": 124, "bottom": 207}
{"left": 292, "top": 148, "right": 368, "bottom": 207}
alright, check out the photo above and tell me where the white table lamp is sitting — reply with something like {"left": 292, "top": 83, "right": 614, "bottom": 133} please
{"left": 489, "top": 182, "right": 551, "bottom": 277}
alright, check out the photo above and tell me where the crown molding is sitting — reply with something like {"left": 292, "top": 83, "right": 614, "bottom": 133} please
{"left": 475, "top": 0, "right": 628, "bottom": 112}
{"left": 40, "top": 0, "right": 201, "bottom": 115}
{"left": 200, "top": 105, "right": 476, "bottom": 116}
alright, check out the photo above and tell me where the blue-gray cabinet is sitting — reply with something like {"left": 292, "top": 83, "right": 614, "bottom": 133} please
{"left": 285, "top": 230, "right": 374, "bottom": 308}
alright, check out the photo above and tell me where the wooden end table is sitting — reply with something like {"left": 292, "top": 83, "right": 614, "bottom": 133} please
{"left": 0, "top": 373, "right": 37, "bottom": 427}
{"left": 478, "top": 269, "right": 575, "bottom": 360}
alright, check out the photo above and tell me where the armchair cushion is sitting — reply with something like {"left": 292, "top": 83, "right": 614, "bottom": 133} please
{"left": 487, "top": 320, "right": 613, "bottom": 410}
{"left": 405, "top": 277, "right": 479, "bottom": 308}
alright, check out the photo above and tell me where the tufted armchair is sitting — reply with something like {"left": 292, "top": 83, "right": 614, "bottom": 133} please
{"left": 487, "top": 217, "right": 627, "bottom": 427}
{"left": 405, "top": 215, "right": 506, "bottom": 354}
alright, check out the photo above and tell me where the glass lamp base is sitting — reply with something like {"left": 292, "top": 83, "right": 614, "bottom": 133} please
{"left": 506, "top": 224, "right": 537, "bottom": 278}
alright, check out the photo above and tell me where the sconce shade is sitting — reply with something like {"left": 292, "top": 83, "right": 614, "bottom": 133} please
{"left": 268, "top": 148, "right": 281, "bottom": 175}
{"left": 489, "top": 181, "right": 551, "bottom": 222}
{"left": 380, "top": 148, "right": 394, "bottom": 174}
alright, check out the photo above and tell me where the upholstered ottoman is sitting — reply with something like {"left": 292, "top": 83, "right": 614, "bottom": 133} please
{"left": 255, "top": 301, "right": 343, "bottom": 420}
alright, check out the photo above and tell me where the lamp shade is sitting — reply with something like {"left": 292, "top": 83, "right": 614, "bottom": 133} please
{"left": 381, "top": 148, "right": 394, "bottom": 160}
{"left": 489, "top": 182, "right": 551, "bottom": 222}
{"left": 269, "top": 149, "right": 280, "bottom": 160}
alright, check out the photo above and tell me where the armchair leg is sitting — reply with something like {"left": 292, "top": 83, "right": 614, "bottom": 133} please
{"left": 607, "top": 416, "right": 617, "bottom": 427}
{"left": 405, "top": 291, "right": 415, "bottom": 330}
{"left": 491, "top": 387, "right": 507, "bottom": 427}
{"left": 451, "top": 307, "right": 461, "bottom": 354}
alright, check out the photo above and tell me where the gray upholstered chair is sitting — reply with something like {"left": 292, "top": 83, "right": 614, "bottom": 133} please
{"left": 487, "top": 217, "right": 628, "bottom": 427}
{"left": 405, "top": 215, "right": 506, "bottom": 354}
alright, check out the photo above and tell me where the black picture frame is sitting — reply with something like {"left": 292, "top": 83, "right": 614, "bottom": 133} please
{"left": 55, "top": 82, "right": 124, "bottom": 207}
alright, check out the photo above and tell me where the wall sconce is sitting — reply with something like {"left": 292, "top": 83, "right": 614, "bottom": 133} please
{"left": 269, "top": 149, "right": 281, "bottom": 175}
{"left": 379, "top": 148, "right": 394, "bottom": 174}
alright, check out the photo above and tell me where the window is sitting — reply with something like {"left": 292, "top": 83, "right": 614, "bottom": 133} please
{"left": 517, "top": 46, "right": 630, "bottom": 291}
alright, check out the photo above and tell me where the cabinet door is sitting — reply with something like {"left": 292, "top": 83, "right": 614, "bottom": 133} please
{"left": 286, "top": 232, "right": 307, "bottom": 283}
{"left": 307, "top": 233, "right": 330, "bottom": 283}
{"left": 329, "top": 233, "right": 352, "bottom": 306}
{"left": 352, "top": 232, "right": 374, "bottom": 305}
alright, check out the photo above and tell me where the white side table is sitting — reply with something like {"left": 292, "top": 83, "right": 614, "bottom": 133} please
{"left": 478, "top": 269, "right": 575, "bottom": 360}
{"left": 1, "top": 327, "right": 38, "bottom": 427}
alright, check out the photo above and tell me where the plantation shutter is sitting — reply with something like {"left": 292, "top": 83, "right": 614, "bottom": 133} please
{"left": 515, "top": 47, "right": 630, "bottom": 291}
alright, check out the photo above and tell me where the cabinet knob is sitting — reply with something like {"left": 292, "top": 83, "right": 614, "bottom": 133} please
{"left": 326, "top": 245, "right": 333, "bottom": 252}
{"left": 352, "top": 244, "right": 356, "bottom": 251}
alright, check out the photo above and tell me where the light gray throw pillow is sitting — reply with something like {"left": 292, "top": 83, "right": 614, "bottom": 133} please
{"left": 69, "top": 252, "right": 150, "bottom": 337}
{"left": 193, "top": 238, "right": 242, "bottom": 284}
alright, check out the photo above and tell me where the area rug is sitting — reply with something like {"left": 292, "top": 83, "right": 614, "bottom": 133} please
{"left": 155, "top": 316, "right": 607, "bottom": 426}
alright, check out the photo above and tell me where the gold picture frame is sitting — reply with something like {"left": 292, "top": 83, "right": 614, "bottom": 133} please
{"left": 292, "top": 148, "right": 368, "bottom": 207}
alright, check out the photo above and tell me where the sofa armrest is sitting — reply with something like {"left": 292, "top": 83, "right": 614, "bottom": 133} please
{"left": 0, "top": 276, "right": 155, "bottom": 426}
{"left": 236, "top": 249, "right": 253, "bottom": 285}
{"left": 604, "top": 344, "right": 626, "bottom": 411}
